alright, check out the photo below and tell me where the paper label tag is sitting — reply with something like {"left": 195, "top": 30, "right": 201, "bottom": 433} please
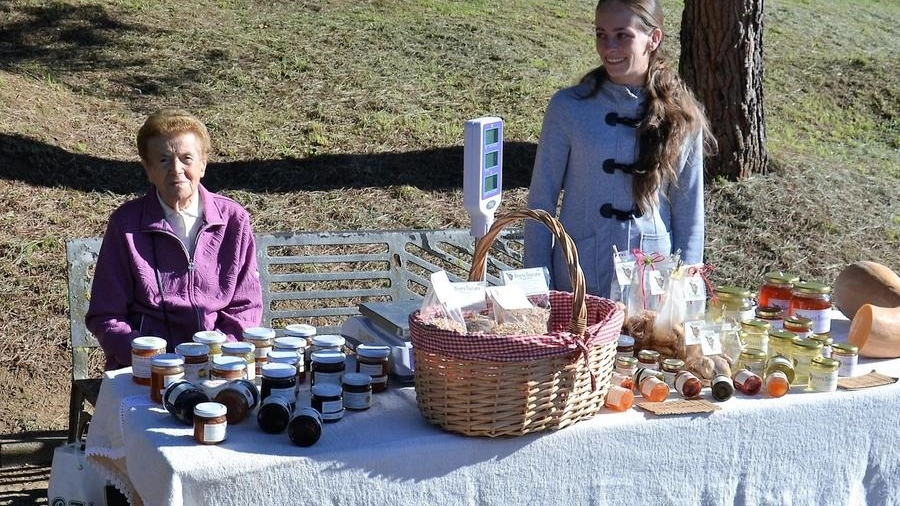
{"left": 648, "top": 270, "right": 666, "bottom": 296}
{"left": 501, "top": 267, "right": 550, "bottom": 296}
{"left": 615, "top": 260, "right": 635, "bottom": 287}
{"left": 486, "top": 285, "right": 532, "bottom": 311}
{"left": 684, "top": 274, "right": 706, "bottom": 301}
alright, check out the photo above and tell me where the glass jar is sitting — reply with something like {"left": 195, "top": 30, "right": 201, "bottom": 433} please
{"left": 758, "top": 272, "right": 799, "bottom": 310}
{"left": 616, "top": 335, "right": 635, "bottom": 358}
{"left": 267, "top": 350, "right": 303, "bottom": 393}
{"left": 710, "top": 374, "right": 735, "bottom": 401}
{"left": 732, "top": 369, "right": 762, "bottom": 395}
{"left": 193, "top": 402, "right": 227, "bottom": 445}
{"left": 131, "top": 336, "right": 168, "bottom": 386}
{"left": 765, "top": 354, "right": 796, "bottom": 384}
{"left": 831, "top": 342, "right": 859, "bottom": 377}
{"left": 260, "top": 362, "right": 298, "bottom": 408}
{"left": 175, "top": 342, "right": 209, "bottom": 383}
{"left": 738, "top": 347, "right": 768, "bottom": 377}
{"left": 637, "top": 349, "right": 660, "bottom": 370}
{"left": 311, "top": 383, "right": 345, "bottom": 423}
{"left": 342, "top": 372, "right": 373, "bottom": 411}
{"left": 755, "top": 305, "right": 785, "bottom": 331}
{"left": 288, "top": 407, "right": 323, "bottom": 447}
{"left": 243, "top": 327, "right": 276, "bottom": 379}
{"left": 355, "top": 344, "right": 391, "bottom": 393}
{"left": 273, "top": 337, "right": 307, "bottom": 384}
{"left": 604, "top": 385, "right": 635, "bottom": 411}
{"left": 214, "top": 379, "right": 259, "bottom": 425}
{"left": 257, "top": 395, "right": 292, "bottom": 434}
{"left": 764, "top": 371, "right": 791, "bottom": 398}
{"left": 674, "top": 370, "right": 703, "bottom": 399}
{"left": 740, "top": 319, "right": 771, "bottom": 355}
{"left": 149, "top": 353, "right": 185, "bottom": 404}
{"left": 310, "top": 350, "right": 346, "bottom": 386}
{"left": 660, "top": 358, "right": 685, "bottom": 388}
{"left": 163, "top": 380, "right": 210, "bottom": 425}
{"left": 783, "top": 316, "right": 814, "bottom": 339}
{"left": 307, "top": 334, "right": 346, "bottom": 375}
{"left": 610, "top": 372, "right": 634, "bottom": 390}
{"left": 192, "top": 330, "right": 227, "bottom": 360}
{"left": 791, "top": 338, "right": 824, "bottom": 386}
{"left": 614, "top": 356, "right": 638, "bottom": 379}
{"left": 809, "top": 333, "right": 834, "bottom": 358}
{"left": 767, "top": 329, "right": 798, "bottom": 360}
{"left": 210, "top": 356, "right": 247, "bottom": 381}
{"left": 809, "top": 356, "right": 840, "bottom": 392}
{"left": 709, "top": 285, "right": 756, "bottom": 326}
{"left": 634, "top": 368, "right": 668, "bottom": 402}
{"left": 221, "top": 341, "right": 256, "bottom": 382}
{"left": 788, "top": 281, "right": 833, "bottom": 334}
{"left": 284, "top": 323, "right": 317, "bottom": 347}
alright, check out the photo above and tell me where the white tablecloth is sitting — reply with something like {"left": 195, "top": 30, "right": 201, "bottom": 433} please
{"left": 86, "top": 320, "right": 900, "bottom": 506}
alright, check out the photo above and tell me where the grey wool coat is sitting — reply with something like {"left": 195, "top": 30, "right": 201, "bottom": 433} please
{"left": 524, "top": 78, "right": 705, "bottom": 298}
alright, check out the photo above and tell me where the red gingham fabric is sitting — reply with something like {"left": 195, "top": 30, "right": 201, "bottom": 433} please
{"left": 409, "top": 291, "right": 624, "bottom": 362}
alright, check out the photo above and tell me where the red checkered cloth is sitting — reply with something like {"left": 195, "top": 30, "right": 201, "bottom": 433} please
{"left": 409, "top": 291, "right": 624, "bottom": 362}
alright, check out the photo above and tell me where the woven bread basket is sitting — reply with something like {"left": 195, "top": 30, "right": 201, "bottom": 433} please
{"left": 409, "top": 209, "right": 624, "bottom": 437}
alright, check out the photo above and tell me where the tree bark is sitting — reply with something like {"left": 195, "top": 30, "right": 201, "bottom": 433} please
{"left": 679, "top": 0, "right": 768, "bottom": 180}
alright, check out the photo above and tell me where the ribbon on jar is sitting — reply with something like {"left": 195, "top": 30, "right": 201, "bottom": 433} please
{"left": 631, "top": 249, "right": 665, "bottom": 310}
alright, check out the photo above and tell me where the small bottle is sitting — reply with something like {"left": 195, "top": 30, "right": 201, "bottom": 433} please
{"left": 757, "top": 272, "right": 799, "bottom": 310}
{"left": 131, "top": 336, "right": 168, "bottom": 386}
{"left": 660, "top": 358, "right": 685, "bottom": 388}
{"left": 614, "top": 356, "right": 638, "bottom": 379}
{"left": 355, "top": 344, "right": 391, "bottom": 393}
{"left": 710, "top": 374, "right": 734, "bottom": 401}
{"left": 635, "top": 368, "right": 668, "bottom": 402}
{"left": 175, "top": 342, "right": 210, "bottom": 382}
{"left": 755, "top": 305, "right": 785, "bottom": 331}
{"left": 791, "top": 338, "right": 824, "bottom": 386}
{"left": 831, "top": 342, "right": 859, "bottom": 377}
{"left": 193, "top": 402, "right": 228, "bottom": 445}
{"left": 214, "top": 379, "right": 260, "bottom": 425}
{"left": 809, "top": 333, "right": 834, "bottom": 358}
{"left": 604, "top": 385, "right": 634, "bottom": 411}
{"left": 210, "top": 356, "right": 247, "bottom": 381}
{"left": 732, "top": 369, "right": 762, "bottom": 396}
{"left": 737, "top": 347, "right": 767, "bottom": 377}
{"left": 616, "top": 335, "right": 635, "bottom": 358}
{"left": 192, "top": 330, "right": 227, "bottom": 360}
{"left": 783, "top": 316, "right": 814, "bottom": 339}
{"left": 674, "top": 370, "right": 703, "bottom": 399}
{"left": 288, "top": 407, "right": 323, "bottom": 447}
{"left": 764, "top": 371, "right": 791, "bottom": 398}
{"left": 243, "top": 326, "right": 276, "bottom": 379}
{"left": 273, "top": 337, "right": 307, "bottom": 384}
{"left": 808, "top": 356, "right": 840, "bottom": 392}
{"left": 163, "top": 380, "right": 210, "bottom": 425}
{"left": 788, "top": 281, "right": 833, "bottom": 334}
{"left": 257, "top": 394, "right": 292, "bottom": 434}
{"left": 342, "top": 372, "right": 373, "bottom": 411}
{"left": 310, "top": 350, "right": 346, "bottom": 386}
{"left": 222, "top": 341, "right": 256, "bottom": 382}
{"left": 149, "top": 353, "right": 185, "bottom": 404}
{"left": 767, "top": 329, "right": 798, "bottom": 360}
{"left": 311, "top": 383, "right": 345, "bottom": 423}
{"left": 637, "top": 349, "right": 660, "bottom": 371}
{"left": 739, "top": 319, "right": 771, "bottom": 355}
{"left": 260, "top": 362, "right": 298, "bottom": 408}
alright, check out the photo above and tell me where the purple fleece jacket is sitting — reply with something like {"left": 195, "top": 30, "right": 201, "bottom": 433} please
{"left": 85, "top": 185, "right": 263, "bottom": 369}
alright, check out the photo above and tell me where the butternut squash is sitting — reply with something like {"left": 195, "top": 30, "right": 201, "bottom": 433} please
{"left": 833, "top": 261, "right": 900, "bottom": 319}
{"left": 847, "top": 304, "right": 900, "bottom": 358}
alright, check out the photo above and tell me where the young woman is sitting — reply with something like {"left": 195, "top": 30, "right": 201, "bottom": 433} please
{"left": 524, "top": 0, "right": 714, "bottom": 298}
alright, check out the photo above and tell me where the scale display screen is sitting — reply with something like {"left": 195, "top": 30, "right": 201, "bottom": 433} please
{"left": 485, "top": 127, "right": 499, "bottom": 145}
{"left": 484, "top": 150, "right": 499, "bottom": 169}
{"left": 484, "top": 173, "right": 499, "bottom": 192}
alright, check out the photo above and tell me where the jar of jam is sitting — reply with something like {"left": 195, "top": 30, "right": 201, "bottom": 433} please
{"left": 758, "top": 272, "right": 799, "bottom": 310}
{"left": 311, "top": 383, "right": 344, "bottom": 422}
{"left": 210, "top": 356, "right": 247, "bottom": 381}
{"left": 274, "top": 336, "right": 306, "bottom": 358}
{"left": 604, "top": 385, "right": 634, "bottom": 411}
{"left": 767, "top": 329, "right": 798, "bottom": 360}
{"left": 634, "top": 368, "right": 668, "bottom": 402}
{"left": 307, "top": 334, "right": 346, "bottom": 375}
{"left": 355, "top": 344, "right": 391, "bottom": 393}
{"left": 214, "top": 379, "right": 259, "bottom": 425}
{"left": 257, "top": 395, "right": 292, "bottom": 434}
{"left": 755, "top": 305, "right": 785, "bottom": 330}
{"left": 175, "top": 342, "right": 209, "bottom": 383}
{"left": 783, "top": 315, "right": 814, "bottom": 339}
{"left": 260, "top": 362, "right": 298, "bottom": 408}
{"left": 660, "top": 358, "right": 685, "bottom": 388}
{"left": 614, "top": 356, "right": 638, "bottom": 379}
{"left": 342, "top": 372, "right": 373, "bottom": 411}
{"left": 788, "top": 281, "right": 833, "bottom": 334}
{"left": 284, "top": 323, "right": 317, "bottom": 347}
{"left": 163, "top": 380, "right": 210, "bottom": 425}
{"left": 192, "top": 330, "right": 227, "bottom": 360}
{"left": 739, "top": 319, "right": 771, "bottom": 355}
{"left": 765, "top": 354, "right": 796, "bottom": 384}
{"left": 310, "top": 350, "right": 346, "bottom": 386}
{"left": 674, "top": 370, "right": 703, "bottom": 399}
{"left": 288, "top": 407, "right": 323, "bottom": 447}
{"left": 637, "top": 349, "right": 660, "bottom": 370}
{"left": 243, "top": 327, "right": 276, "bottom": 379}
{"left": 222, "top": 341, "right": 256, "bottom": 382}
{"left": 610, "top": 372, "right": 634, "bottom": 390}
{"left": 131, "top": 336, "right": 167, "bottom": 386}
{"left": 149, "top": 353, "right": 185, "bottom": 404}
{"left": 732, "top": 369, "right": 762, "bottom": 395}
{"left": 809, "top": 333, "right": 833, "bottom": 358}
{"left": 831, "top": 342, "right": 859, "bottom": 377}
{"left": 791, "top": 337, "right": 823, "bottom": 386}
{"left": 267, "top": 350, "right": 303, "bottom": 393}
{"left": 616, "top": 335, "right": 635, "bottom": 358}
{"left": 709, "top": 285, "right": 756, "bottom": 326}
{"left": 737, "top": 347, "right": 767, "bottom": 376}
{"left": 764, "top": 371, "right": 791, "bottom": 398}
{"left": 193, "top": 402, "right": 228, "bottom": 445}
{"left": 809, "top": 356, "right": 840, "bottom": 392}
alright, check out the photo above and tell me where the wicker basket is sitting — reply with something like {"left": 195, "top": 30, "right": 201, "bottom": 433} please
{"left": 409, "top": 209, "right": 624, "bottom": 437}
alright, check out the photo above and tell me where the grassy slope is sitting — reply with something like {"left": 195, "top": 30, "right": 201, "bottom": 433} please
{"left": 0, "top": 0, "right": 897, "bottom": 432}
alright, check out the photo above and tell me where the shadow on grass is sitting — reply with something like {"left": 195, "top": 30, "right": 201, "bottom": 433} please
{"left": 0, "top": 133, "right": 537, "bottom": 193}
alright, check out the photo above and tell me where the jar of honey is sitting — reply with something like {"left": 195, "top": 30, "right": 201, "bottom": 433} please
{"left": 709, "top": 285, "right": 756, "bottom": 326}
{"left": 175, "top": 342, "right": 209, "bottom": 383}
{"left": 221, "top": 341, "right": 256, "bottom": 382}
{"left": 788, "top": 281, "right": 833, "bottom": 334}
{"left": 809, "top": 333, "right": 833, "bottom": 358}
{"left": 758, "top": 272, "right": 799, "bottom": 310}
{"left": 192, "top": 330, "right": 227, "bottom": 360}
{"left": 808, "top": 356, "right": 840, "bottom": 392}
{"left": 791, "top": 338, "right": 823, "bottom": 386}
{"left": 755, "top": 305, "right": 785, "bottom": 330}
{"left": 243, "top": 327, "right": 276, "bottom": 379}
{"left": 767, "top": 329, "right": 798, "bottom": 360}
{"left": 831, "top": 342, "right": 859, "bottom": 377}
{"left": 737, "top": 347, "right": 767, "bottom": 377}
{"left": 739, "top": 319, "right": 771, "bottom": 355}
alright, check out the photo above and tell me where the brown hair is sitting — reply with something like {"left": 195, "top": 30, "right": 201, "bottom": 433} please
{"left": 136, "top": 108, "right": 212, "bottom": 161}
{"left": 582, "top": 0, "right": 714, "bottom": 213}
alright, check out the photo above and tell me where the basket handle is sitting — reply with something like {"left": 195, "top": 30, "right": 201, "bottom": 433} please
{"left": 468, "top": 208, "right": 587, "bottom": 337}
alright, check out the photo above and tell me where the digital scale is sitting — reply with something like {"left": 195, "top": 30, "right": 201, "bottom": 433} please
{"left": 340, "top": 117, "right": 504, "bottom": 384}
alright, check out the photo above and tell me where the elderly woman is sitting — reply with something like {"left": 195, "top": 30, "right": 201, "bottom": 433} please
{"left": 86, "top": 108, "right": 263, "bottom": 369}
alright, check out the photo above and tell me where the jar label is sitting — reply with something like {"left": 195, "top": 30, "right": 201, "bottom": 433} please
{"left": 183, "top": 362, "right": 208, "bottom": 382}
{"left": 343, "top": 390, "right": 372, "bottom": 409}
{"left": 165, "top": 382, "right": 193, "bottom": 405}
{"left": 159, "top": 372, "right": 185, "bottom": 399}
{"left": 358, "top": 362, "right": 385, "bottom": 377}
{"left": 246, "top": 367, "right": 256, "bottom": 382}
{"left": 268, "top": 387, "right": 296, "bottom": 403}
{"left": 132, "top": 355, "right": 153, "bottom": 379}
{"left": 202, "top": 422, "right": 226, "bottom": 443}
{"left": 792, "top": 308, "right": 831, "bottom": 334}
{"left": 606, "top": 386, "right": 629, "bottom": 405}
{"left": 369, "top": 374, "right": 388, "bottom": 386}
{"left": 314, "top": 371, "right": 342, "bottom": 386}
{"left": 253, "top": 345, "right": 273, "bottom": 359}
{"left": 320, "top": 399, "right": 343, "bottom": 414}
{"left": 809, "top": 369, "right": 837, "bottom": 392}
{"left": 835, "top": 355, "right": 857, "bottom": 377}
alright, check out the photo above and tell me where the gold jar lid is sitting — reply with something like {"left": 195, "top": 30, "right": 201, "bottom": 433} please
{"left": 764, "top": 271, "right": 800, "bottom": 285}
{"left": 792, "top": 281, "right": 832, "bottom": 295}
{"left": 756, "top": 305, "right": 785, "bottom": 319}
{"left": 792, "top": 337, "right": 823, "bottom": 351}
{"left": 740, "top": 347, "right": 767, "bottom": 360}
{"left": 715, "top": 285, "right": 753, "bottom": 299}
{"left": 809, "top": 333, "right": 833, "bottom": 346}
{"left": 832, "top": 342, "right": 859, "bottom": 355}
{"left": 615, "top": 356, "right": 638, "bottom": 368}
{"left": 784, "top": 316, "right": 814, "bottom": 330}
{"left": 741, "top": 318, "right": 772, "bottom": 333}
{"left": 637, "top": 349, "right": 660, "bottom": 361}
{"left": 811, "top": 356, "right": 840, "bottom": 371}
{"left": 661, "top": 358, "right": 685, "bottom": 372}
{"left": 768, "top": 329, "right": 798, "bottom": 341}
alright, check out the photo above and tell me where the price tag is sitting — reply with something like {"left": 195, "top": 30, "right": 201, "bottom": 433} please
{"left": 614, "top": 260, "right": 635, "bottom": 287}
{"left": 684, "top": 274, "right": 706, "bottom": 301}
{"left": 648, "top": 270, "right": 666, "bottom": 296}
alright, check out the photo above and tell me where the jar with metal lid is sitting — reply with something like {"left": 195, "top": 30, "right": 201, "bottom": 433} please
{"left": 764, "top": 370, "right": 791, "bottom": 398}
{"left": 809, "top": 356, "right": 840, "bottom": 392}
{"left": 758, "top": 272, "right": 799, "bottom": 310}
{"left": 268, "top": 350, "right": 303, "bottom": 393}
{"left": 788, "top": 281, "right": 833, "bottom": 334}
{"left": 214, "top": 379, "right": 259, "bottom": 425}
{"left": 740, "top": 319, "right": 771, "bottom": 355}
{"left": 131, "top": 336, "right": 168, "bottom": 386}
{"left": 355, "top": 344, "right": 391, "bottom": 393}
{"left": 831, "top": 342, "right": 859, "bottom": 377}
{"left": 765, "top": 354, "right": 796, "bottom": 384}
{"left": 342, "top": 372, "right": 373, "bottom": 411}
{"left": 809, "top": 333, "right": 833, "bottom": 358}
{"left": 288, "top": 407, "right": 323, "bottom": 447}
{"left": 284, "top": 323, "right": 317, "bottom": 347}
{"left": 163, "top": 380, "right": 210, "bottom": 425}
{"left": 257, "top": 395, "right": 291, "bottom": 434}
{"left": 732, "top": 369, "right": 762, "bottom": 395}
{"left": 193, "top": 330, "right": 227, "bottom": 360}
{"left": 193, "top": 402, "right": 227, "bottom": 445}
{"left": 738, "top": 348, "right": 767, "bottom": 376}
{"left": 260, "top": 362, "right": 298, "bottom": 408}
{"left": 660, "top": 358, "right": 684, "bottom": 388}
{"left": 614, "top": 356, "right": 638, "bottom": 379}
{"left": 634, "top": 368, "right": 668, "bottom": 402}
{"left": 767, "top": 329, "right": 798, "bottom": 359}
{"left": 708, "top": 285, "right": 756, "bottom": 325}
{"left": 755, "top": 305, "right": 785, "bottom": 331}
{"left": 791, "top": 338, "right": 824, "bottom": 385}
{"left": 637, "top": 349, "right": 660, "bottom": 370}
{"left": 311, "top": 383, "right": 344, "bottom": 422}
{"left": 783, "top": 315, "right": 814, "bottom": 339}
{"left": 210, "top": 356, "right": 247, "bottom": 381}
{"left": 710, "top": 374, "right": 734, "bottom": 401}
{"left": 150, "top": 353, "right": 185, "bottom": 404}
{"left": 243, "top": 327, "right": 276, "bottom": 379}
{"left": 310, "top": 350, "right": 346, "bottom": 386}
{"left": 674, "top": 370, "right": 702, "bottom": 399}
{"left": 616, "top": 335, "right": 635, "bottom": 358}
{"left": 222, "top": 341, "right": 256, "bottom": 382}
{"left": 175, "top": 342, "right": 209, "bottom": 382}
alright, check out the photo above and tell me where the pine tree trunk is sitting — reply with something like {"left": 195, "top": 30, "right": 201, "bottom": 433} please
{"left": 679, "top": 0, "right": 768, "bottom": 180}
